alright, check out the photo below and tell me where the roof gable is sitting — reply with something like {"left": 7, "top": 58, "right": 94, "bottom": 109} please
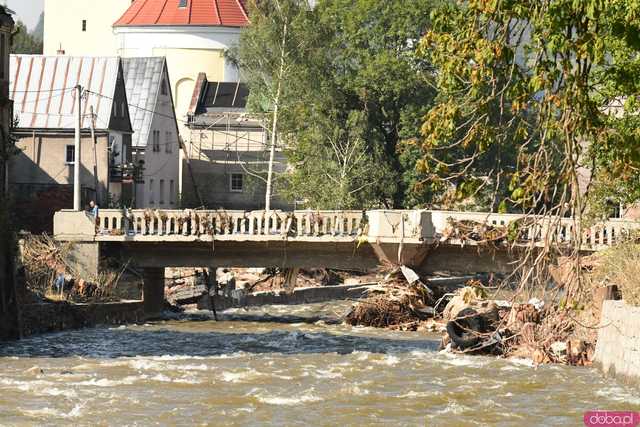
{"left": 122, "top": 57, "right": 178, "bottom": 148}
{"left": 10, "top": 55, "right": 123, "bottom": 130}
{"left": 114, "top": 0, "right": 249, "bottom": 27}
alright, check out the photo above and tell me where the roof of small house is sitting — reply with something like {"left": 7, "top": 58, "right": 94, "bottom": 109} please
{"left": 10, "top": 55, "right": 123, "bottom": 130}
{"left": 122, "top": 57, "right": 175, "bottom": 148}
{"left": 114, "top": 0, "right": 249, "bottom": 28}
{"left": 187, "top": 74, "right": 260, "bottom": 129}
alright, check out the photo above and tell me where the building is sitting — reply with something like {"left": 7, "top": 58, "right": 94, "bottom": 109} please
{"left": 0, "top": 4, "right": 12, "bottom": 195}
{"left": 9, "top": 55, "right": 133, "bottom": 233}
{"left": 0, "top": 4, "right": 19, "bottom": 341}
{"left": 113, "top": 0, "right": 249, "bottom": 130}
{"left": 122, "top": 57, "right": 180, "bottom": 208}
{"left": 43, "top": 0, "right": 134, "bottom": 56}
{"left": 184, "top": 73, "right": 290, "bottom": 210}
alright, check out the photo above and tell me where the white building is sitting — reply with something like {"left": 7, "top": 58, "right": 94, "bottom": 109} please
{"left": 43, "top": 0, "right": 133, "bottom": 56}
{"left": 122, "top": 57, "right": 180, "bottom": 208}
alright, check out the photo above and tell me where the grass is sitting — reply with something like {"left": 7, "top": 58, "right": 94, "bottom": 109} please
{"left": 592, "top": 242, "right": 640, "bottom": 307}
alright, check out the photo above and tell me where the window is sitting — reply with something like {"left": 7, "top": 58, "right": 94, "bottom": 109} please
{"left": 121, "top": 102, "right": 127, "bottom": 118}
{"left": 165, "top": 131, "right": 172, "bottom": 153}
{"left": 149, "top": 179, "right": 155, "bottom": 204}
{"left": 82, "top": 20, "right": 87, "bottom": 31}
{"left": 65, "top": 145, "right": 75, "bottom": 164}
{"left": 161, "top": 78, "right": 168, "bottom": 96}
{"left": 169, "top": 180, "right": 175, "bottom": 204}
{"left": 178, "top": 0, "right": 188, "bottom": 8}
{"left": 159, "top": 179, "right": 165, "bottom": 204}
{"left": 152, "top": 130, "right": 160, "bottom": 152}
{"left": 230, "top": 173, "right": 243, "bottom": 193}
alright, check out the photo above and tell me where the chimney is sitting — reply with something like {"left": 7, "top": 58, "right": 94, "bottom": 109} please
{"left": 57, "top": 43, "right": 65, "bottom": 55}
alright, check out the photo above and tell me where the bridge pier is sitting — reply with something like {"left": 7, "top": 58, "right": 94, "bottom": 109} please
{"left": 143, "top": 267, "right": 165, "bottom": 318}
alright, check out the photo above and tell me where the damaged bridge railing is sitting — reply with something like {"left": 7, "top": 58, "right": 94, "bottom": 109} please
{"left": 429, "top": 211, "right": 640, "bottom": 250}
{"left": 96, "top": 209, "right": 366, "bottom": 239}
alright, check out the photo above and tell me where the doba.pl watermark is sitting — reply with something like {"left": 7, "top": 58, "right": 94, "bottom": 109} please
{"left": 584, "top": 411, "right": 640, "bottom": 427}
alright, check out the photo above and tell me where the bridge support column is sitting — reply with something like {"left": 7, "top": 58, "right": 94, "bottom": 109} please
{"left": 143, "top": 267, "right": 165, "bottom": 318}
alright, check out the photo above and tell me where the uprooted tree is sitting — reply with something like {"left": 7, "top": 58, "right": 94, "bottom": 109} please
{"left": 412, "top": 0, "right": 640, "bottom": 300}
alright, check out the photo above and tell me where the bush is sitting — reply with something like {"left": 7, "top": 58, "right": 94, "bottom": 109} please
{"left": 593, "top": 242, "right": 640, "bottom": 306}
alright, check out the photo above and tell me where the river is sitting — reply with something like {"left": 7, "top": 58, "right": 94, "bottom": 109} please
{"left": 0, "top": 301, "right": 638, "bottom": 426}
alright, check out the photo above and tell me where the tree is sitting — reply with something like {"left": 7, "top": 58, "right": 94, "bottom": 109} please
{"left": 417, "top": 0, "right": 640, "bottom": 294}
{"left": 237, "top": 0, "right": 437, "bottom": 209}
{"left": 228, "top": 0, "right": 313, "bottom": 211}
{"left": 416, "top": 0, "right": 640, "bottom": 293}
{"left": 32, "top": 13, "right": 44, "bottom": 41}
{"left": 305, "top": 0, "right": 437, "bottom": 208}
{"left": 11, "top": 21, "right": 43, "bottom": 54}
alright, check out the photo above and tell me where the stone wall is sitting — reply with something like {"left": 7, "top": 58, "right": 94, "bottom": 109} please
{"left": 19, "top": 301, "right": 144, "bottom": 338}
{"left": 593, "top": 300, "right": 640, "bottom": 386}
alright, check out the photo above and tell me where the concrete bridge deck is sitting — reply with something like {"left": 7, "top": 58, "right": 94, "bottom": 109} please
{"left": 55, "top": 208, "right": 639, "bottom": 250}
{"left": 53, "top": 208, "right": 639, "bottom": 316}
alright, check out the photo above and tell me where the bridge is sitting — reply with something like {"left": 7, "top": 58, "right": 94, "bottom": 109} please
{"left": 53, "top": 208, "right": 639, "bottom": 316}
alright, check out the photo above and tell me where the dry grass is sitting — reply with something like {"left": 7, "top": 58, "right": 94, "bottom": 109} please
{"left": 591, "top": 242, "right": 640, "bottom": 306}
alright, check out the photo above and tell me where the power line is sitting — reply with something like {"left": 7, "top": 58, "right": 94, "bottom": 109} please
{"left": 11, "top": 87, "right": 75, "bottom": 94}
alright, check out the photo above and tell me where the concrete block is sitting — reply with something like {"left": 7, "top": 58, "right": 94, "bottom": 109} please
{"left": 54, "top": 210, "right": 95, "bottom": 238}
{"left": 367, "top": 210, "right": 432, "bottom": 240}
{"left": 594, "top": 300, "right": 640, "bottom": 386}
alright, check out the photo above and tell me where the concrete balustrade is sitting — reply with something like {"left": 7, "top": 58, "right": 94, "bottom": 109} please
{"left": 53, "top": 208, "right": 640, "bottom": 250}
{"left": 68, "top": 209, "right": 367, "bottom": 241}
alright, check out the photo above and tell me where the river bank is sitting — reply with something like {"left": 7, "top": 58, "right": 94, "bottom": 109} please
{"left": 0, "top": 301, "right": 638, "bottom": 426}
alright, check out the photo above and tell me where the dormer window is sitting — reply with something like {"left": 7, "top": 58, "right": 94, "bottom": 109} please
{"left": 178, "top": 0, "right": 188, "bottom": 8}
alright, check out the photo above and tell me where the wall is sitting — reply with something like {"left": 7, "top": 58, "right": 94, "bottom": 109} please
{"left": 114, "top": 26, "right": 241, "bottom": 127}
{"left": 183, "top": 126, "right": 290, "bottom": 210}
{"left": 43, "top": 0, "right": 131, "bottom": 56}
{"left": 135, "top": 79, "right": 180, "bottom": 209}
{"left": 10, "top": 132, "right": 109, "bottom": 196}
{"left": 593, "top": 300, "right": 640, "bottom": 386}
{"left": 19, "top": 301, "right": 145, "bottom": 338}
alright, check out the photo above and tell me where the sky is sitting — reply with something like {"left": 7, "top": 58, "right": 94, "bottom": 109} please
{"left": 6, "top": 0, "right": 44, "bottom": 31}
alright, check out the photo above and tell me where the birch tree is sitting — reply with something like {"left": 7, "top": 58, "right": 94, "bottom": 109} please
{"left": 228, "top": 0, "right": 312, "bottom": 211}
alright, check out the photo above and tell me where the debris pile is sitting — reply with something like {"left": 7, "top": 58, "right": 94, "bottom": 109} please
{"left": 345, "top": 268, "right": 434, "bottom": 330}
{"left": 20, "top": 234, "right": 73, "bottom": 297}
{"left": 438, "top": 286, "right": 595, "bottom": 365}
{"left": 19, "top": 234, "right": 120, "bottom": 303}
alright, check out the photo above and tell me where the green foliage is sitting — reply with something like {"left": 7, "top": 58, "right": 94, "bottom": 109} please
{"left": 416, "top": 0, "right": 640, "bottom": 216}
{"left": 32, "top": 13, "right": 44, "bottom": 40}
{"left": 282, "top": 110, "right": 394, "bottom": 209}
{"left": 233, "top": 0, "right": 437, "bottom": 209}
{"left": 11, "top": 21, "right": 43, "bottom": 54}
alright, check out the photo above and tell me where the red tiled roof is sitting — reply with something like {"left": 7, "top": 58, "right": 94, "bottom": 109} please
{"left": 114, "top": 0, "right": 249, "bottom": 27}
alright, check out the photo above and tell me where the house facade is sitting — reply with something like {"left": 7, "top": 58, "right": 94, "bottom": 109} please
{"left": 43, "top": 0, "right": 134, "bottom": 56}
{"left": 184, "top": 74, "right": 290, "bottom": 210}
{"left": 9, "top": 55, "right": 133, "bottom": 233}
{"left": 122, "top": 57, "right": 180, "bottom": 208}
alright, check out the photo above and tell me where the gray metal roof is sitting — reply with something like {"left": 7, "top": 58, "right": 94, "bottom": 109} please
{"left": 10, "top": 55, "right": 121, "bottom": 130}
{"left": 122, "top": 57, "right": 168, "bottom": 148}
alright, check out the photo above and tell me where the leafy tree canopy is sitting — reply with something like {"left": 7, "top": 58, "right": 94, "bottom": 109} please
{"left": 12, "top": 20, "right": 43, "bottom": 54}
{"left": 416, "top": 0, "right": 640, "bottom": 216}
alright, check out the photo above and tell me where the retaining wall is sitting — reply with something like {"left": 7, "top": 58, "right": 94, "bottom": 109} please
{"left": 593, "top": 300, "right": 640, "bottom": 386}
{"left": 19, "top": 301, "right": 144, "bottom": 338}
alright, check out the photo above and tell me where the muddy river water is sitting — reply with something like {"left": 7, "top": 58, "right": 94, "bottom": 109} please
{"left": 0, "top": 301, "right": 638, "bottom": 426}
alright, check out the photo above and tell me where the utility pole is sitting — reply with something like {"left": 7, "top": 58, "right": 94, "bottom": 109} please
{"left": 73, "top": 85, "right": 82, "bottom": 211}
{"left": 89, "top": 106, "right": 99, "bottom": 204}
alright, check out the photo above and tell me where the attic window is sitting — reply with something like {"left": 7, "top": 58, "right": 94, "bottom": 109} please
{"left": 178, "top": 0, "right": 188, "bottom": 8}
